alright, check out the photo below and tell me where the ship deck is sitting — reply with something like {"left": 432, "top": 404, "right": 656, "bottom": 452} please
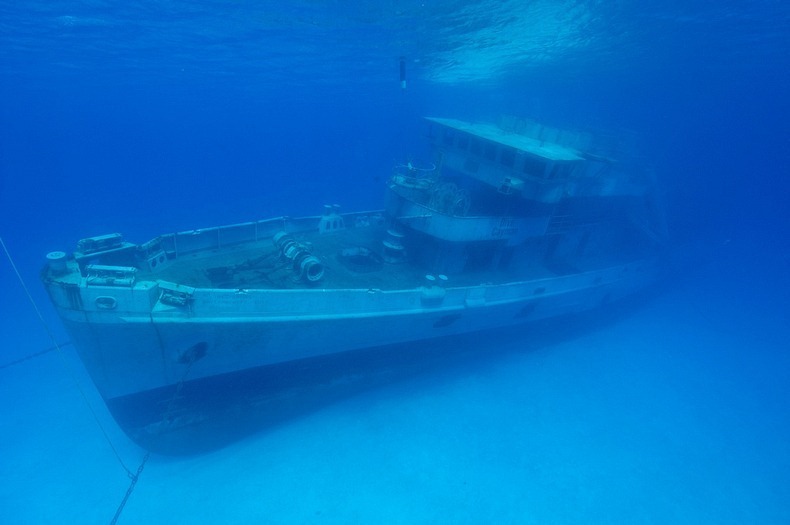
{"left": 139, "top": 223, "right": 559, "bottom": 291}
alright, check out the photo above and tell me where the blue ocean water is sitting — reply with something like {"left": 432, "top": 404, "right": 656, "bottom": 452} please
{"left": 1, "top": 1, "right": 789, "bottom": 523}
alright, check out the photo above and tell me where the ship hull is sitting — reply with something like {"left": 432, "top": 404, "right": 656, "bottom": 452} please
{"left": 51, "top": 259, "right": 657, "bottom": 453}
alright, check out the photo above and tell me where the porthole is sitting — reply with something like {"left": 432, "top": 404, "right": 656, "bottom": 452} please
{"left": 95, "top": 296, "right": 117, "bottom": 310}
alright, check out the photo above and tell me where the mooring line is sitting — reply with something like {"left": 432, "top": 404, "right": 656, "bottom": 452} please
{"left": 0, "top": 236, "right": 134, "bottom": 476}
{"left": 2, "top": 236, "right": 202, "bottom": 524}
{"left": 0, "top": 341, "right": 72, "bottom": 370}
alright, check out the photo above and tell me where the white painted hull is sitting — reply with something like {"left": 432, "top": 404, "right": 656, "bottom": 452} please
{"left": 52, "top": 259, "right": 655, "bottom": 403}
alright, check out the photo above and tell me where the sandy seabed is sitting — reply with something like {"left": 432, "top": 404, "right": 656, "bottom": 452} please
{"left": 2, "top": 241, "right": 788, "bottom": 525}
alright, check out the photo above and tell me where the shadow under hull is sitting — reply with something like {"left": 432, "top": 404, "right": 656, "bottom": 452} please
{"left": 105, "top": 288, "right": 660, "bottom": 456}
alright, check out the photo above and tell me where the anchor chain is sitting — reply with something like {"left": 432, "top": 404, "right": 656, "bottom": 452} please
{"left": 108, "top": 356, "right": 198, "bottom": 523}
{"left": 109, "top": 451, "right": 150, "bottom": 525}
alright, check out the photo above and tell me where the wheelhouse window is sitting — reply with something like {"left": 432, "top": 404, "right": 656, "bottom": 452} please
{"left": 548, "top": 163, "right": 574, "bottom": 179}
{"left": 484, "top": 141, "right": 498, "bottom": 161}
{"left": 470, "top": 137, "right": 483, "bottom": 156}
{"left": 500, "top": 147, "right": 516, "bottom": 168}
{"left": 443, "top": 128, "right": 455, "bottom": 147}
{"left": 522, "top": 155, "right": 546, "bottom": 178}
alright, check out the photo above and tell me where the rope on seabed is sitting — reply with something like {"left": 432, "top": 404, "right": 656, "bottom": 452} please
{"left": 0, "top": 341, "right": 72, "bottom": 370}
{"left": 2, "top": 236, "right": 202, "bottom": 524}
{"left": 0, "top": 236, "right": 135, "bottom": 476}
